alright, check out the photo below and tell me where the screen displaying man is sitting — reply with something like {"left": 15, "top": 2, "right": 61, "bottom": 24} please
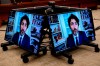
{"left": 12, "top": 15, "right": 30, "bottom": 49}
{"left": 67, "top": 14, "right": 88, "bottom": 48}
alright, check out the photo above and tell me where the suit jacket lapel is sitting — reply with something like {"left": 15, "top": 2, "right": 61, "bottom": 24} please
{"left": 78, "top": 32, "right": 82, "bottom": 45}
{"left": 71, "top": 35, "right": 76, "bottom": 47}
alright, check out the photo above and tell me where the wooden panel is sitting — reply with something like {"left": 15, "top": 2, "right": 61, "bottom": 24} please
{"left": 80, "top": 1, "right": 97, "bottom": 9}
{"left": 0, "top": 0, "right": 98, "bottom": 27}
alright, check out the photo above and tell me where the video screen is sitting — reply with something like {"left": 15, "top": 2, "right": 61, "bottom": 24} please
{"left": 5, "top": 10, "right": 44, "bottom": 54}
{"left": 48, "top": 9, "right": 95, "bottom": 53}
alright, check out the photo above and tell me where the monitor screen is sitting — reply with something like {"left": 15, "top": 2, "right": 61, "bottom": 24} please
{"left": 48, "top": 9, "right": 95, "bottom": 53}
{"left": 5, "top": 10, "right": 44, "bottom": 55}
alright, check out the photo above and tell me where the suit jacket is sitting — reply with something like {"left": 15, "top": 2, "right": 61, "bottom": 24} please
{"left": 67, "top": 31, "right": 88, "bottom": 48}
{"left": 12, "top": 32, "right": 30, "bottom": 50}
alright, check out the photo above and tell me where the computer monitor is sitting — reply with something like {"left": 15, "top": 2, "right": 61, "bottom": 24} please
{"left": 48, "top": 9, "right": 95, "bottom": 53}
{"left": 5, "top": 10, "right": 44, "bottom": 55}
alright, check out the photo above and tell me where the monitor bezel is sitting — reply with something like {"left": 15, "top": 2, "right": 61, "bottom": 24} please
{"left": 48, "top": 9, "right": 96, "bottom": 54}
{"left": 4, "top": 10, "right": 45, "bottom": 55}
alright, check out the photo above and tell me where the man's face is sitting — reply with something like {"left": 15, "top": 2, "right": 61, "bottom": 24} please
{"left": 70, "top": 19, "right": 78, "bottom": 35}
{"left": 20, "top": 19, "right": 27, "bottom": 35}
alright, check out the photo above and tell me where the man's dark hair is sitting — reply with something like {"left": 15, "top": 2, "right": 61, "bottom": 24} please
{"left": 68, "top": 14, "right": 79, "bottom": 27}
{"left": 20, "top": 15, "right": 30, "bottom": 28}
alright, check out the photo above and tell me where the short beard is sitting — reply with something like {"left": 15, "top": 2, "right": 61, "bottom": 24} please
{"left": 20, "top": 30, "right": 25, "bottom": 36}
{"left": 73, "top": 29, "right": 78, "bottom": 36}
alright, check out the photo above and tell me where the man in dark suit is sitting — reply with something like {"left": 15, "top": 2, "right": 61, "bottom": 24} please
{"left": 67, "top": 14, "right": 88, "bottom": 48}
{"left": 12, "top": 15, "right": 30, "bottom": 49}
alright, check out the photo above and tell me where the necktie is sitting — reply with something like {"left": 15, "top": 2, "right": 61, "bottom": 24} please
{"left": 76, "top": 37, "right": 79, "bottom": 46}
{"left": 19, "top": 36, "right": 22, "bottom": 46}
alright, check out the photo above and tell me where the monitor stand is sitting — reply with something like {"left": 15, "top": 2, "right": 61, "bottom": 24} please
{"left": 21, "top": 45, "right": 47, "bottom": 63}
{"left": 50, "top": 48, "right": 74, "bottom": 64}
{"left": 1, "top": 41, "right": 47, "bottom": 63}
{"left": 62, "top": 51, "right": 74, "bottom": 64}
{"left": 83, "top": 42, "right": 99, "bottom": 52}
{"left": 1, "top": 41, "right": 14, "bottom": 51}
